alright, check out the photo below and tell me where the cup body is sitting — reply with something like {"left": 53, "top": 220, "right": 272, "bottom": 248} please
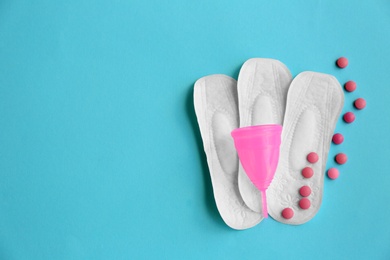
{"left": 231, "top": 124, "right": 282, "bottom": 191}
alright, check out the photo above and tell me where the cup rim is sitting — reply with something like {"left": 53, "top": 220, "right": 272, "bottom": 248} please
{"left": 231, "top": 124, "right": 282, "bottom": 137}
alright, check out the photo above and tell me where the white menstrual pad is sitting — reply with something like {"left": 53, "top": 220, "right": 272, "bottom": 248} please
{"left": 237, "top": 58, "right": 292, "bottom": 213}
{"left": 194, "top": 74, "right": 262, "bottom": 229}
{"left": 268, "top": 72, "right": 344, "bottom": 225}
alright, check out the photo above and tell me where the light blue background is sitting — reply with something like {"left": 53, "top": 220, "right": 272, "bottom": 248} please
{"left": 0, "top": 0, "right": 389, "bottom": 259}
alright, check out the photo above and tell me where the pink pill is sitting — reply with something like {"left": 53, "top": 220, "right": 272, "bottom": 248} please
{"left": 335, "top": 153, "right": 348, "bottom": 165}
{"left": 336, "top": 57, "right": 348, "bottom": 68}
{"left": 344, "top": 81, "right": 357, "bottom": 92}
{"left": 327, "top": 168, "right": 339, "bottom": 180}
{"left": 299, "top": 198, "right": 311, "bottom": 210}
{"left": 332, "top": 133, "right": 344, "bottom": 145}
{"left": 354, "top": 98, "right": 366, "bottom": 110}
{"left": 307, "top": 152, "right": 319, "bottom": 163}
{"left": 343, "top": 112, "right": 355, "bottom": 123}
{"left": 302, "top": 167, "right": 314, "bottom": 178}
{"left": 282, "top": 208, "right": 294, "bottom": 219}
{"left": 299, "top": 186, "right": 311, "bottom": 197}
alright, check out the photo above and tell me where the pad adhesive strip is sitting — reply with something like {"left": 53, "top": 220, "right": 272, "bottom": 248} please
{"left": 237, "top": 58, "right": 292, "bottom": 212}
{"left": 268, "top": 72, "right": 344, "bottom": 225}
{"left": 194, "top": 75, "right": 262, "bottom": 229}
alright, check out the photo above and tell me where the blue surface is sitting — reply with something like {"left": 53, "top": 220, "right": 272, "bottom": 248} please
{"left": 0, "top": 0, "right": 389, "bottom": 259}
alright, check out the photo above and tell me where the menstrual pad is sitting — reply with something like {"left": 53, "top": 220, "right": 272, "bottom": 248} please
{"left": 194, "top": 75, "right": 262, "bottom": 229}
{"left": 268, "top": 72, "right": 344, "bottom": 225}
{"left": 237, "top": 58, "right": 292, "bottom": 213}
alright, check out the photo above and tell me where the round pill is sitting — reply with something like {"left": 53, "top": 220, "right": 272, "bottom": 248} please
{"left": 299, "top": 186, "right": 311, "bottom": 197}
{"left": 307, "top": 152, "right": 319, "bottom": 163}
{"left": 336, "top": 57, "right": 348, "bottom": 68}
{"left": 332, "top": 133, "right": 344, "bottom": 145}
{"left": 302, "top": 167, "right": 314, "bottom": 178}
{"left": 344, "top": 81, "right": 356, "bottom": 92}
{"left": 282, "top": 208, "right": 294, "bottom": 219}
{"left": 343, "top": 112, "right": 355, "bottom": 123}
{"left": 354, "top": 98, "right": 366, "bottom": 110}
{"left": 299, "top": 198, "right": 311, "bottom": 210}
{"left": 327, "top": 168, "right": 339, "bottom": 180}
{"left": 335, "top": 153, "right": 348, "bottom": 165}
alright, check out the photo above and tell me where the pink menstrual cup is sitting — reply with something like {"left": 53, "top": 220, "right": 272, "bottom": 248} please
{"left": 231, "top": 124, "right": 282, "bottom": 218}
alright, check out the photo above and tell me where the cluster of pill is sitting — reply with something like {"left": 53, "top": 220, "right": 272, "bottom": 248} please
{"left": 281, "top": 152, "right": 318, "bottom": 219}
{"left": 280, "top": 57, "right": 367, "bottom": 220}
{"left": 329, "top": 57, "right": 366, "bottom": 179}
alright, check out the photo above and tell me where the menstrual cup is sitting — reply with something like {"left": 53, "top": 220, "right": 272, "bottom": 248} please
{"left": 231, "top": 124, "right": 282, "bottom": 218}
